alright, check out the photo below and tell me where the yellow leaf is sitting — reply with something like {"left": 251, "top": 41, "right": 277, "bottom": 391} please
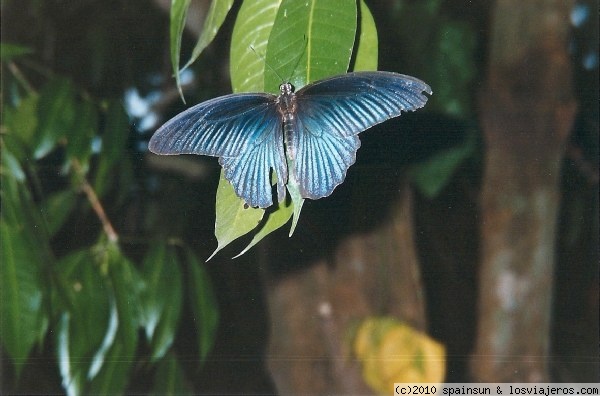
{"left": 353, "top": 317, "right": 446, "bottom": 394}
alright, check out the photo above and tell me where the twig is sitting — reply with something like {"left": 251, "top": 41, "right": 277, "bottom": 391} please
{"left": 72, "top": 160, "right": 119, "bottom": 243}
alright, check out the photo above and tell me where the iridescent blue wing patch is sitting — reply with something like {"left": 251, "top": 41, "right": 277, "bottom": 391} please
{"left": 148, "top": 93, "right": 286, "bottom": 208}
{"left": 292, "top": 72, "right": 432, "bottom": 199}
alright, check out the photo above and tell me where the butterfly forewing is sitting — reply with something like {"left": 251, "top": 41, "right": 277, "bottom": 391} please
{"left": 149, "top": 93, "right": 287, "bottom": 208}
{"left": 291, "top": 72, "right": 432, "bottom": 199}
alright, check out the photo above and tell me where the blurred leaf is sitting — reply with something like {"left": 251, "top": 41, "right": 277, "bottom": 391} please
{"left": 67, "top": 99, "right": 98, "bottom": 169}
{"left": 40, "top": 189, "right": 78, "bottom": 236}
{"left": 152, "top": 353, "right": 192, "bottom": 395}
{"left": 0, "top": 42, "right": 34, "bottom": 61}
{"left": 140, "top": 242, "right": 183, "bottom": 362}
{"left": 1, "top": 146, "right": 26, "bottom": 182}
{"left": 170, "top": 0, "right": 191, "bottom": 102}
{"left": 230, "top": 0, "right": 282, "bottom": 92}
{"left": 89, "top": 243, "right": 143, "bottom": 394}
{"left": 94, "top": 100, "right": 129, "bottom": 196}
{"left": 392, "top": 1, "right": 476, "bottom": 118}
{"left": 54, "top": 249, "right": 113, "bottom": 396}
{"left": 264, "top": 0, "right": 357, "bottom": 92}
{"left": 0, "top": 221, "right": 46, "bottom": 377}
{"left": 182, "top": 0, "right": 235, "bottom": 71}
{"left": 186, "top": 248, "right": 219, "bottom": 362}
{"left": 35, "top": 78, "right": 76, "bottom": 159}
{"left": 425, "top": 21, "right": 477, "bottom": 117}
{"left": 208, "top": 170, "right": 264, "bottom": 260}
{"left": 352, "top": 0, "right": 378, "bottom": 72}
{"left": 353, "top": 317, "right": 446, "bottom": 393}
{"left": 410, "top": 131, "right": 476, "bottom": 198}
{"left": 2, "top": 93, "right": 39, "bottom": 158}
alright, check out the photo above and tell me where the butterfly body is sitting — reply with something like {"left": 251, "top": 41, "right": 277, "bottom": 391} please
{"left": 149, "top": 72, "right": 432, "bottom": 208}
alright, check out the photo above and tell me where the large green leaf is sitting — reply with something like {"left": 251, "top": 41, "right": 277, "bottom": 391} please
{"left": 182, "top": 0, "right": 235, "bottom": 71}
{"left": 230, "top": 0, "right": 282, "bottom": 93}
{"left": 0, "top": 151, "right": 50, "bottom": 376}
{"left": 54, "top": 250, "right": 113, "bottom": 396}
{"left": 170, "top": 0, "right": 191, "bottom": 101}
{"left": 264, "top": 0, "right": 357, "bottom": 92}
{"left": 89, "top": 243, "right": 143, "bottom": 394}
{"left": 186, "top": 248, "right": 219, "bottom": 362}
{"left": 352, "top": 0, "right": 378, "bottom": 71}
{"left": 34, "top": 78, "right": 76, "bottom": 159}
{"left": 140, "top": 243, "right": 183, "bottom": 362}
{"left": 0, "top": 221, "right": 46, "bottom": 377}
{"left": 208, "top": 170, "right": 264, "bottom": 260}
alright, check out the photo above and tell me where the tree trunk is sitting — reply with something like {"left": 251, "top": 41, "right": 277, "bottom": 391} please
{"left": 472, "top": 0, "right": 577, "bottom": 382}
{"left": 263, "top": 182, "right": 427, "bottom": 394}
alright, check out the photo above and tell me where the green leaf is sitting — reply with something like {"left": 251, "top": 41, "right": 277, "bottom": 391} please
{"left": 140, "top": 243, "right": 183, "bottom": 362}
{"left": 0, "top": 221, "right": 46, "bottom": 377}
{"left": 94, "top": 100, "right": 129, "bottom": 196}
{"left": 208, "top": 170, "right": 264, "bottom": 260}
{"left": 67, "top": 99, "right": 98, "bottom": 169}
{"left": 54, "top": 250, "right": 113, "bottom": 395}
{"left": 0, "top": 42, "right": 33, "bottom": 61}
{"left": 39, "top": 189, "right": 78, "bottom": 236}
{"left": 410, "top": 131, "right": 477, "bottom": 198}
{"left": 230, "top": 0, "right": 282, "bottom": 92}
{"left": 89, "top": 243, "right": 143, "bottom": 394}
{"left": 2, "top": 93, "right": 39, "bottom": 158}
{"left": 170, "top": 0, "right": 191, "bottom": 102}
{"left": 186, "top": 248, "right": 219, "bottom": 362}
{"left": 151, "top": 353, "right": 192, "bottom": 396}
{"left": 234, "top": 201, "right": 294, "bottom": 258}
{"left": 426, "top": 21, "right": 476, "bottom": 117}
{"left": 182, "top": 0, "right": 235, "bottom": 71}
{"left": 264, "top": 0, "right": 358, "bottom": 92}
{"left": 353, "top": 0, "right": 378, "bottom": 71}
{"left": 35, "top": 78, "right": 76, "bottom": 159}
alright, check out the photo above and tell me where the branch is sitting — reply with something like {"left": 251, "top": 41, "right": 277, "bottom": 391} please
{"left": 72, "top": 160, "right": 118, "bottom": 243}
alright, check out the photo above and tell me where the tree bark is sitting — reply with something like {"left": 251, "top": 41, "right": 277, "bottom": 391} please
{"left": 263, "top": 182, "right": 427, "bottom": 394}
{"left": 472, "top": 0, "right": 577, "bottom": 382}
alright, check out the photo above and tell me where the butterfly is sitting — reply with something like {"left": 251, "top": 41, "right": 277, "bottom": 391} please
{"left": 149, "top": 71, "right": 431, "bottom": 208}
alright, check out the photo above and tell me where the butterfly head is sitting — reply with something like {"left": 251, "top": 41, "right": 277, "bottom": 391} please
{"left": 279, "top": 82, "right": 295, "bottom": 95}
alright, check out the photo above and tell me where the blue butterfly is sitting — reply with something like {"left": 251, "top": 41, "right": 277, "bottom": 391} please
{"left": 149, "top": 71, "right": 431, "bottom": 208}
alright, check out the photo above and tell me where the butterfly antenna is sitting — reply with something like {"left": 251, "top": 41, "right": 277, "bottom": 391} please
{"left": 250, "top": 46, "right": 286, "bottom": 82}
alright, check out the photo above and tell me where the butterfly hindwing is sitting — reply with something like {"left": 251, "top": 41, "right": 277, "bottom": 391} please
{"left": 149, "top": 93, "right": 286, "bottom": 208}
{"left": 292, "top": 71, "right": 432, "bottom": 199}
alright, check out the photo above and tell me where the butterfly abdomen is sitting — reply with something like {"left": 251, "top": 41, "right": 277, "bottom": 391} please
{"left": 277, "top": 84, "right": 298, "bottom": 161}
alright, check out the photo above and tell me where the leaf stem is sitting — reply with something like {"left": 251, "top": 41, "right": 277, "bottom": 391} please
{"left": 72, "top": 160, "right": 119, "bottom": 243}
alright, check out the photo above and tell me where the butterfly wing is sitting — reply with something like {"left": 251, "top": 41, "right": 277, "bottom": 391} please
{"left": 292, "top": 71, "right": 432, "bottom": 199}
{"left": 149, "top": 93, "right": 287, "bottom": 208}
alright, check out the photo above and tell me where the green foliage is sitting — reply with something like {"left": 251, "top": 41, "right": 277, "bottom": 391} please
{"left": 391, "top": 0, "right": 477, "bottom": 118}
{"left": 1, "top": 45, "right": 219, "bottom": 394}
{"left": 410, "top": 131, "right": 477, "bottom": 198}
